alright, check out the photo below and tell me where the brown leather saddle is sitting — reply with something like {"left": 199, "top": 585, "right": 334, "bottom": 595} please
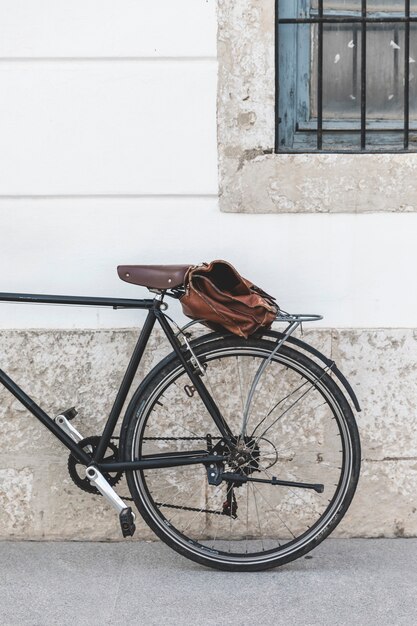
{"left": 117, "top": 265, "right": 190, "bottom": 290}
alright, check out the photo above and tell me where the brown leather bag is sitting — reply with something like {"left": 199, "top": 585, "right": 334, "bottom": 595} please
{"left": 180, "top": 260, "right": 278, "bottom": 338}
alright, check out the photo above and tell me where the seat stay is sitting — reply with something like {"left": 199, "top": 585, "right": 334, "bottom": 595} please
{"left": 155, "top": 309, "right": 234, "bottom": 442}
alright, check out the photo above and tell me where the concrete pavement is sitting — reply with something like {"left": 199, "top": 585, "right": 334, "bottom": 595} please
{"left": 0, "top": 539, "right": 415, "bottom": 626}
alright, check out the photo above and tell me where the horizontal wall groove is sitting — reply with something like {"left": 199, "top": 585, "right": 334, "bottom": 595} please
{"left": 0, "top": 194, "right": 218, "bottom": 200}
{"left": 0, "top": 56, "right": 217, "bottom": 63}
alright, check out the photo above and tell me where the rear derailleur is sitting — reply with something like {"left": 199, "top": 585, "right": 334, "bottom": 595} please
{"left": 206, "top": 435, "right": 260, "bottom": 520}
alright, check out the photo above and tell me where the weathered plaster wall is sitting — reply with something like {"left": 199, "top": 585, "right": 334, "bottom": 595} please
{"left": 1, "top": 327, "right": 416, "bottom": 540}
{"left": 217, "top": 0, "right": 417, "bottom": 213}
{"left": 1, "top": 0, "right": 416, "bottom": 544}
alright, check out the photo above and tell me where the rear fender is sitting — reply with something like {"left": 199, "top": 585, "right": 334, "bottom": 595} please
{"left": 186, "top": 328, "right": 361, "bottom": 413}
{"left": 260, "top": 329, "right": 361, "bottom": 412}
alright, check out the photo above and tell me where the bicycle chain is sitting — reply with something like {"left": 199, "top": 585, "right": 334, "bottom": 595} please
{"left": 154, "top": 502, "right": 223, "bottom": 515}
{"left": 69, "top": 435, "right": 224, "bottom": 512}
{"left": 122, "top": 436, "right": 225, "bottom": 511}
{"left": 125, "top": 493, "right": 233, "bottom": 516}
{"left": 142, "top": 435, "right": 228, "bottom": 515}
{"left": 142, "top": 436, "right": 221, "bottom": 441}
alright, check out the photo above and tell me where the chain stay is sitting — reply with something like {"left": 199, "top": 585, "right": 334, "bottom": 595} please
{"left": 119, "top": 434, "right": 222, "bottom": 505}
{"left": 124, "top": 435, "right": 227, "bottom": 513}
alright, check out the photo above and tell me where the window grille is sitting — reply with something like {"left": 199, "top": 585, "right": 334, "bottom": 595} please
{"left": 275, "top": 0, "right": 417, "bottom": 152}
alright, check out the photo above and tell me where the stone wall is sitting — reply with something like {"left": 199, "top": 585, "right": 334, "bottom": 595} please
{"left": 1, "top": 327, "right": 416, "bottom": 540}
{"left": 217, "top": 0, "right": 417, "bottom": 213}
{"left": 0, "top": 329, "right": 169, "bottom": 540}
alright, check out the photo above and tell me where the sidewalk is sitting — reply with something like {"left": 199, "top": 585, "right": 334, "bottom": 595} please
{"left": 0, "top": 539, "right": 415, "bottom": 626}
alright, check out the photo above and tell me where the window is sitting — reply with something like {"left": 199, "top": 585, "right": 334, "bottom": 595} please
{"left": 276, "top": 0, "right": 417, "bottom": 152}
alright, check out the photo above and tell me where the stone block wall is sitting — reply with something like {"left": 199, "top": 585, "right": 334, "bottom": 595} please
{"left": 0, "top": 329, "right": 169, "bottom": 540}
{"left": 0, "top": 327, "right": 416, "bottom": 540}
{"left": 217, "top": 0, "right": 417, "bottom": 213}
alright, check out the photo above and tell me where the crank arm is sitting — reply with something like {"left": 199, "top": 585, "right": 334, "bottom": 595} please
{"left": 85, "top": 466, "right": 136, "bottom": 538}
{"left": 55, "top": 412, "right": 94, "bottom": 454}
{"left": 55, "top": 413, "right": 84, "bottom": 443}
{"left": 221, "top": 472, "right": 324, "bottom": 494}
{"left": 85, "top": 466, "right": 128, "bottom": 514}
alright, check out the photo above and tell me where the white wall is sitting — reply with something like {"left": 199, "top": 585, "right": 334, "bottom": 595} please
{"left": 0, "top": 0, "right": 416, "bottom": 329}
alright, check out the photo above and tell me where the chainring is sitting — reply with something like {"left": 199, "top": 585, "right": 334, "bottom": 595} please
{"left": 67, "top": 436, "right": 123, "bottom": 495}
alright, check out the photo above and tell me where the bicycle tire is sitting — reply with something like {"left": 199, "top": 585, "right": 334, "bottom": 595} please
{"left": 121, "top": 336, "right": 361, "bottom": 571}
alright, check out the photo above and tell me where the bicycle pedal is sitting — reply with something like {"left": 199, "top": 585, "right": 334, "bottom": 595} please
{"left": 59, "top": 407, "right": 78, "bottom": 421}
{"left": 119, "top": 507, "right": 136, "bottom": 538}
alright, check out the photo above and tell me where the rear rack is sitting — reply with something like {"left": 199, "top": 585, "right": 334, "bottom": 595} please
{"left": 240, "top": 312, "right": 323, "bottom": 432}
{"left": 176, "top": 311, "right": 361, "bottom": 413}
{"left": 275, "top": 311, "right": 323, "bottom": 323}
{"left": 178, "top": 311, "right": 323, "bottom": 337}
{"left": 174, "top": 310, "right": 329, "bottom": 431}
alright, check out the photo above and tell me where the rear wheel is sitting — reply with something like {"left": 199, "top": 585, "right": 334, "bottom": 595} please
{"left": 123, "top": 337, "right": 360, "bottom": 571}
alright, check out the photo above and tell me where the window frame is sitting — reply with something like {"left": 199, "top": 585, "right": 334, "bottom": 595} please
{"left": 275, "top": 0, "right": 416, "bottom": 153}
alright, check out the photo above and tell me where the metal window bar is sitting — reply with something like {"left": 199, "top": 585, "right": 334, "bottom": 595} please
{"left": 317, "top": 0, "right": 324, "bottom": 150}
{"left": 405, "top": 0, "right": 411, "bottom": 149}
{"left": 275, "top": 0, "right": 280, "bottom": 154}
{"left": 352, "top": 27, "right": 358, "bottom": 111}
{"left": 394, "top": 25, "right": 400, "bottom": 103}
{"left": 361, "top": 0, "right": 367, "bottom": 150}
{"left": 275, "top": 1, "right": 415, "bottom": 153}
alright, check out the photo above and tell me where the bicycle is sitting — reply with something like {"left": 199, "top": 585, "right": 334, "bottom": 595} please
{"left": 0, "top": 264, "right": 361, "bottom": 571}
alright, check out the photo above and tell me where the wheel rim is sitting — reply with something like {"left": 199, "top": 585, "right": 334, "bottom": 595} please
{"left": 130, "top": 343, "right": 354, "bottom": 565}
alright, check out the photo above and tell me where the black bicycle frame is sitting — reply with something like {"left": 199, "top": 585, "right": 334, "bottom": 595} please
{"left": 0, "top": 291, "right": 230, "bottom": 472}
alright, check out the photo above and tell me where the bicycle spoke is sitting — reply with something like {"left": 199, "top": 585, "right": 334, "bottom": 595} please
{"left": 259, "top": 462, "right": 324, "bottom": 520}
{"left": 228, "top": 483, "right": 233, "bottom": 553}
{"left": 251, "top": 483, "right": 265, "bottom": 551}
{"left": 251, "top": 482, "right": 295, "bottom": 541}
{"left": 157, "top": 477, "right": 206, "bottom": 525}
{"left": 246, "top": 483, "right": 249, "bottom": 554}
{"left": 148, "top": 410, "right": 204, "bottom": 442}
{"left": 180, "top": 483, "right": 224, "bottom": 534}
{"left": 235, "top": 356, "right": 246, "bottom": 418}
{"left": 129, "top": 337, "right": 358, "bottom": 568}
{"left": 210, "top": 499, "right": 223, "bottom": 549}
{"left": 251, "top": 376, "right": 310, "bottom": 438}
{"left": 254, "top": 369, "right": 328, "bottom": 444}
